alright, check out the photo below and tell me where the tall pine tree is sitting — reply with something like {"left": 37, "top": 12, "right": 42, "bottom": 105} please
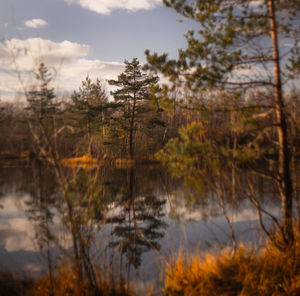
{"left": 69, "top": 76, "right": 109, "bottom": 156}
{"left": 26, "top": 63, "right": 60, "bottom": 157}
{"left": 108, "top": 58, "right": 160, "bottom": 159}
{"left": 145, "top": 0, "right": 300, "bottom": 247}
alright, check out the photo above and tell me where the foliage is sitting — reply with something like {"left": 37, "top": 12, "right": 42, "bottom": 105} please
{"left": 68, "top": 76, "right": 110, "bottom": 156}
{"left": 26, "top": 63, "right": 61, "bottom": 157}
{"left": 27, "top": 63, "right": 58, "bottom": 122}
{"left": 146, "top": 0, "right": 300, "bottom": 247}
{"left": 108, "top": 58, "right": 163, "bottom": 158}
{"left": 155, "top": 91, "right": 276, "bottom": 186}
{"left": 146, "top": 0, "right": 299, "bottom": 91}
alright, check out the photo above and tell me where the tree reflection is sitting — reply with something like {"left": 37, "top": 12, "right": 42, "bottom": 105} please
{"left": 0, "top": 157, "right": 288, "bottom": 294}
{"left": 22, "top": 162, "right": 168, "bottom": 293}
{"left": 25, "top": 159, "right": 57, "bottom": 294}
{"left": 109, "top": 168, "right": 167, "bottom": 270}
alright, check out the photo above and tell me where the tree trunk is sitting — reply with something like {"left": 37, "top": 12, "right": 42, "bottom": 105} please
{"left": 87, "top": 118, "right": 92, "bottom": 156}
{"left": 268, "top": 0, "right": 294, "bottom": 245}
{"left": 129, "top": 95, "right": 136, "bottom": 159}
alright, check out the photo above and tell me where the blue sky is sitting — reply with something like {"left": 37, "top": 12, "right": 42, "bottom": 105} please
{"left": 0, "top": 0, "right": 195, "bottom": 101}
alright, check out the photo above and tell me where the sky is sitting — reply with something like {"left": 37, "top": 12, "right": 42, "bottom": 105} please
{"left": 0, "top": 0, "right": 195, "bottom": 101}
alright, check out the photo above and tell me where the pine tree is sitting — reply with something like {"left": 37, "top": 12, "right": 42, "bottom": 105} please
{"left": 26, "top": 63, "right": 60, "bottom": 156}
{"left": 108, "top": 58, "right": 160, "bottom": 159}
{"left": 69, "top": 76, "right": 109, "bottom": 156}
{"left": 146, "top": 0, "right": 300, "bottom": 247}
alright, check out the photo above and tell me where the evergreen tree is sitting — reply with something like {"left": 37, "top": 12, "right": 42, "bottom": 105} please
{"left": 108, "top": 58, "right": 161, "bottom": 159}
{"left": 69, "top": 76, "right": 109, "bottom": 156}
{"left": 27, "top": 63, "right": 57, "bottom": 120}
{"left": 146, "top": 0, "right": 300, "bottom": 247}
{"left": 26, "top": 63, "right": 60, "bottom": 157}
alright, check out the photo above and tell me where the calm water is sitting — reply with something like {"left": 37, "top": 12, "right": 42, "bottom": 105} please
{"left": 0, "top": 159, "right": 281, "bottom": 292}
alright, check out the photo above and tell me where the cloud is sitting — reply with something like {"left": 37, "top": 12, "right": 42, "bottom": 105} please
{"left": 0, "top": 38, "right": 124, "bottom": 100}
{"left": 0, "top": 194, "right": 36, "bottom": 252}
{"left": 65, "top": 0, "right": 162, "bottom": 15}
{"left": 0, "top": 194, "right": 74, "bottom": 252}
{"left": 249, "top": 0, "right": 264, "bottom": 7}
{"left": 24, "top": 18, "right": 48, "bottom": 28}
{"left": 5, "top": 38, "right": 90, "bottom": 63}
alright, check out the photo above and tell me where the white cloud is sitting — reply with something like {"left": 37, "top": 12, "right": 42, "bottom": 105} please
{"left": 5, "top": 38, "right": 90, "bottom": 61}
{"left": 249, "top": 0, "right": 264, "bottom": 7}
{"left": 0, "top": 194, "right": 74, "bottom": 252}
{"left": 24, "top": 18, "right": 48, "bottom": 28}
{"left": 65, "top": 0, "right": 162, "bottom": 15}
{"left": 0, "top": 38, "right": 123, "bottom": 101}
{"left": 0, "top": 194, "right": 36, "bottom": 251}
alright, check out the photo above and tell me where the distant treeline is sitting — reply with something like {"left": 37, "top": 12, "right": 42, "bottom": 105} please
{"left": 0, "top": 63, "right": 299, "bottom": 161}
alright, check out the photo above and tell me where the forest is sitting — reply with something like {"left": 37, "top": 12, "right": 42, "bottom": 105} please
{"left": 0, "top": 0, "right": 300, "bottom": 295}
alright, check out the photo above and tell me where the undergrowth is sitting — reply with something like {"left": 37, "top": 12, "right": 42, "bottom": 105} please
{"left": 164, "top": 226, "right": 300, "bottom": 296}
{"left": 0, "top": 264, "right": 132, "bottom": 296}
{"left": 1, "top": 227, "right": 299, "bottom": 295}
{"left": 26, "top": 264, "right": 132, "bottom": 296}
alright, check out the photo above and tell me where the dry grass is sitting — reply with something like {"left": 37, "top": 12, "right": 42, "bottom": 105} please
{"left": 2, "top": 226, "right": 299, "bottom": 296}
{"left": 165, "top": 227, "right": 300, "bottom": 296}
{"left": 63, "top": 154, "right": 98, "bottom": 163}
{"left": 62, "top": 154, "right": 99, "bottom": 168}
{"left": 26, "top": 263, "right": 132, "bottom": 296}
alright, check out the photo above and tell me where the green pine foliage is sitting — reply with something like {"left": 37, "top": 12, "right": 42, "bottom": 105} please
{"left": 68, "top": 76, "right": 114, "bottom": 156}
{"left": 146, "top": 0, "right": 300, "bottom": 247}
{"left": 108, "top": 58, "right": 164, "bottom": 158}
{"left": 26, "top": 63, "right": 61, "bottom": 157}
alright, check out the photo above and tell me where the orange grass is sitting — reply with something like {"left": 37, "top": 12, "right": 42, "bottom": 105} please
{"left": 63, "top": 155, "right": 98, "bottom": 163}
{"left": 26, "top": 263, "right": 132, "bottom": 296}
{"left": 165, "top": 227, "right": 300, "bottom": 296}
{"left": 62, "top": 155, "right": 99, "bottom": 168}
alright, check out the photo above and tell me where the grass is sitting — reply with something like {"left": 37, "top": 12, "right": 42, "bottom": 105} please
{"left": 1, "top": 232, "right": 299, "bottom": 296}
{"left": 26, "top": 264, "right": 132, "bottom": 296}
{"left": 0, "top": 264, "right": 132, "bottom": 296}
{"left": 164, "top": 226, "right": 300, "bottom": 296}
{"left": 1, "top": 222, "right": 299, "bottom": 295}
{"left": 63, "top": 154, "right": 98, "bottom": 163}
{"left": 62, "top": 154, "right": 99, "bottom": 168}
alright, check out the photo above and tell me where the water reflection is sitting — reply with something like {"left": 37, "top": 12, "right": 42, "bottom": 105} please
{"left": 108, "top": 168, "right": 167, "bottom": 270}
{"left": 0, "top": 160, "right": 282, "bottom": 290}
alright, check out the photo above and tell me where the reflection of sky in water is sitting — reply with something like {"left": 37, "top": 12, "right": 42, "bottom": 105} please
{"left": 0, "top": 188, "right": 280, "bottom": 279}
{"left": 0, "top": 193, "right": 73, "bottom": 275}
{"left": 0, "top": 162, "right": 283, "bottom": 294}
{"left": 0, "top": 194, "right": 36, "bottom": 252}
{"left": 0, "top": 193, "right": 44, "bottom": 275}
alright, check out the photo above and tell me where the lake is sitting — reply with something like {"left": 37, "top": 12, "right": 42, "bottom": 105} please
{"left": 0, "top": 159, "right": 282, "bottom": 293}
